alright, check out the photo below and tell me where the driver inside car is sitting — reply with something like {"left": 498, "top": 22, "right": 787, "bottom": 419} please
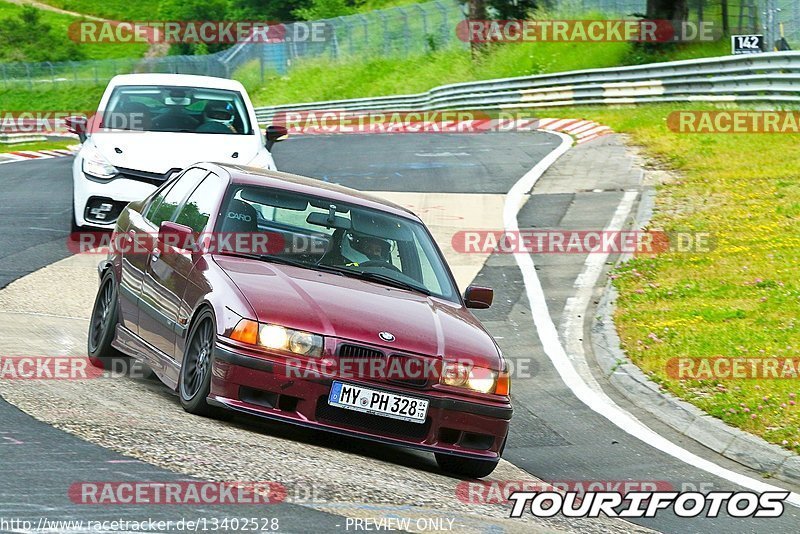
{"left": 197, "top": 100, "right": 238, "bottom": 134}
{"left": 346, "top": 232, "right": 392, "bottom": 266}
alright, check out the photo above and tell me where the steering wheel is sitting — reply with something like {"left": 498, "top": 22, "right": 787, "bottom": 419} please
{"left": 358, "top": 260, "right": 402, "bottom": 273}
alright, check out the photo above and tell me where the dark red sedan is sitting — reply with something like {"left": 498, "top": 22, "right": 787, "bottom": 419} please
{"left": 88, "top": 162, "right": 511, "bottom": 478}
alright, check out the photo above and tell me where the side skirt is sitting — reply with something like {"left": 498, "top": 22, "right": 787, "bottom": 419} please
{"left": 113, "top": 324, "right": 180, "bottom": 391}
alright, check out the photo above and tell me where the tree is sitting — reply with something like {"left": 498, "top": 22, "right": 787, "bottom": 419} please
{"left": 645, "top": 0, "right": 688, "bottom": 21}
{"left": 292, "top": 0, "right": 363, "bottom": 21}
{"left": 227, "top": 0, "right": 312, "bottom": 22}
{"left": 487, "top": 0, "right": 539, "bottom": 19}
{"left": 158, "top": 0, "right": 229, "bottom": 55}
{"left": 720, "top": 0, "right": 729, "bottom": 35}
{"left": 0, "top": 6, "right": 84, "bottom": 62}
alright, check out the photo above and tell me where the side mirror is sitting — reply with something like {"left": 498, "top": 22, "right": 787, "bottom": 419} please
{"left": 464, "top": 285, "right": 493, "bottom": 309}
{"left": 265, "top": 124, "right": 288, "bottom": 150}
{"left": 64, "top": 115, "right": 88, "bottom": 143}
{"left": 159, "top": 221, "right": 194, "bottom": 251}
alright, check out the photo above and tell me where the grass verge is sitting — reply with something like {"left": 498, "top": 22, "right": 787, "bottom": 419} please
{"left": 0, "top": 138, "right": 74, "bottom": 153}
{"left": 0, "top": 84, "right": 106, "bottom": 111}
{"left": 0, "top": 1, "right": 148, "bottom": 61}
{"left": 509, "top": 104, "right": 800, "bottom": 452}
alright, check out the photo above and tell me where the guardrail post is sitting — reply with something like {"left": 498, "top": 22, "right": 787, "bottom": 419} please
{"left": 25, "top": 63, "right": 32, "bottom": 90}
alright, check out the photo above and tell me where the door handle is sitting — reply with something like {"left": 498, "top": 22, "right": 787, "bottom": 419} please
{"left": 151, "top": 248, "right": 161, "bottom": 263}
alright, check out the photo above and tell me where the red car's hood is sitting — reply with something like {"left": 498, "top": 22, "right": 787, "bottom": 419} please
{"left": 214, "top": 256, "right": 501, "bottom": 369}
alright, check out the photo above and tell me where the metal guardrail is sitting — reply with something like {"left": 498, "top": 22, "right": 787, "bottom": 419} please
{"left": 254, "top": 52, "right": 800, "bottom": 122}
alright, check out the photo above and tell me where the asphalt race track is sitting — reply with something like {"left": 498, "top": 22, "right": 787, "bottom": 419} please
{"left": 1, "top": 132, "right": 799, "bottom": 533}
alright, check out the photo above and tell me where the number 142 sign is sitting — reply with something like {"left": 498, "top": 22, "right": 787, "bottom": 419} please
{"left": 732, "top": 34, "right": 764, "bottom": 54}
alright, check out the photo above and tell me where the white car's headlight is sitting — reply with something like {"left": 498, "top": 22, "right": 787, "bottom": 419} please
{"left": 82, "top": 146, "right": 118, "bottom": 180}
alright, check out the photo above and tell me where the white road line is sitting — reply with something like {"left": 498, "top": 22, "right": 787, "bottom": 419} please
{"left": 560, "top": 190, "right": 637, "bottom": 392}
{"left": 505, "top": 130, "right": 800, "bottom": 507}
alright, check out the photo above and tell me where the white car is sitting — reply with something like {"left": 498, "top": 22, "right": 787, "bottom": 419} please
{"left": 69, "top": 73, "right": 286, "bottom": 230}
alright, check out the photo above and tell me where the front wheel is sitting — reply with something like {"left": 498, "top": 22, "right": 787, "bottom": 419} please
{"left": 87, "top": 270, "right": 123, "bottom": 368}
{"left": 179, "top": 310, "right": 226, "bottom": 419}
{"left": 435, "top": 452, "right": 499, "bottom": 479}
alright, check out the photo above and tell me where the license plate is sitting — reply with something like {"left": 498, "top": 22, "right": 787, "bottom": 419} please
{"left": 328, "top": 381, "right": 429, "bottom": 424}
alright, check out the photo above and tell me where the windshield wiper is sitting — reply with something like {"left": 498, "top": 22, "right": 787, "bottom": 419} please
{"left": 218, "top": 251, "right": 333, "bottom": 271}
{"left": 257, "top": 254, "right": 347, "bottom": 276}
{"left": 335, "top": 269, "right": 432, "bottom": 296}
{"left": 220, "top": 252, "right": 429, "bottom": 294}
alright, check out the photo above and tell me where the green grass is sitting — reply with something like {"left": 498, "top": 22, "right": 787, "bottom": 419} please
{"left": 358, "top": 0, "right": 428, "bottom": 12}
{"left": 34, "top": 0, "right": 162, "bottom": 21}
{"left": 36, "top": 0, "right": 425, "bottom": 21}
{"left": 0, "top": 139, "right": 74, "bottom": 153}
{"left": 0, "top": 1, "right": 148, "bottom": 60}
{"left": 506, "top": 104, "right": 800, "bottom": 452}
{"left": 0, "top": 84, "right": 106, "bottom": 110}
{"left": 246, "top": 38, "right": 731, "bottom": 106}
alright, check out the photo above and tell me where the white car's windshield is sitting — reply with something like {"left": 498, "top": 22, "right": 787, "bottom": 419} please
{"left": 216, "top": 184, "right": 460, "bottom": 301}
{"left": 102, "top": 85, "right": 252, "bottom": 135}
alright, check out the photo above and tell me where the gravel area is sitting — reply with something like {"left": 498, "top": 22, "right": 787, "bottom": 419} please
{"left": 0, "top": 253, "right": 653, "bottom": 533}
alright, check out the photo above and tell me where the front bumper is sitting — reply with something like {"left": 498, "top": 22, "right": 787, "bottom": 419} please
{"left": 73, "top": 173, "right": 157, "bottom": 228}
{"left": 209, "top": 343, "right": 512, "bottom": 461}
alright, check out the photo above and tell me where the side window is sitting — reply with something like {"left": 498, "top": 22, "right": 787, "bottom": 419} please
{"left": 413, "top": 237, "right": 444, "bottom": 295}
{"left": 146, "top": 168, "right": 209, "bottom": 227}
{"left": 144, "top": 181, "right": 176, "bottom": 223}
{"left": 175, "top": 173, "right": 223, "bottom": 232}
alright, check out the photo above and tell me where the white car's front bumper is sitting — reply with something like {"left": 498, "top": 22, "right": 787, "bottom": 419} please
{"left": 72, "top": 155, "right": 160, "bottom": 228}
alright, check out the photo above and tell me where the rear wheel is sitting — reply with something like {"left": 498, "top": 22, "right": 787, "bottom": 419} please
{"left": 87, "top": 271, "right": 123, "bottom": 368}
{"left": 179, "top": 310, "right": 227, "bottom": 419}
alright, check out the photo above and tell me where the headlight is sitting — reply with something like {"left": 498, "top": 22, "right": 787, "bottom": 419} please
{"left": 441, "top": 361, "right": 504, "bottom": 395}
{"left": 82, "top": 146, "right": 118, "bottom": 180}
{"left": 229, "top": 319, "right": 323, "bottom": 357}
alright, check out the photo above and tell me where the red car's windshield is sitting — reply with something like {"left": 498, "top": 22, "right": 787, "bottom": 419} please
{"left": 215, "top": 184, "right": 460, "bottom": 301}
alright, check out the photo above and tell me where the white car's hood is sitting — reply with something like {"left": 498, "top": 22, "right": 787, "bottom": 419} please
{"left": 91, "top": 132, "right": 262, "bottom": 174}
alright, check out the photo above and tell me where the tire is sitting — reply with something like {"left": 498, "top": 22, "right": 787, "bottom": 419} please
{"left": 179, "top": 310, "right": 227, "bottom": 419}
{"left": 435, "top": 452, "right": 499, "bottom": 479}
{"left": 87, "top": 270, "right": 124, "bottom": 369}
{"left": 70, "top": 206, "right": 80, "bottom": 234}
